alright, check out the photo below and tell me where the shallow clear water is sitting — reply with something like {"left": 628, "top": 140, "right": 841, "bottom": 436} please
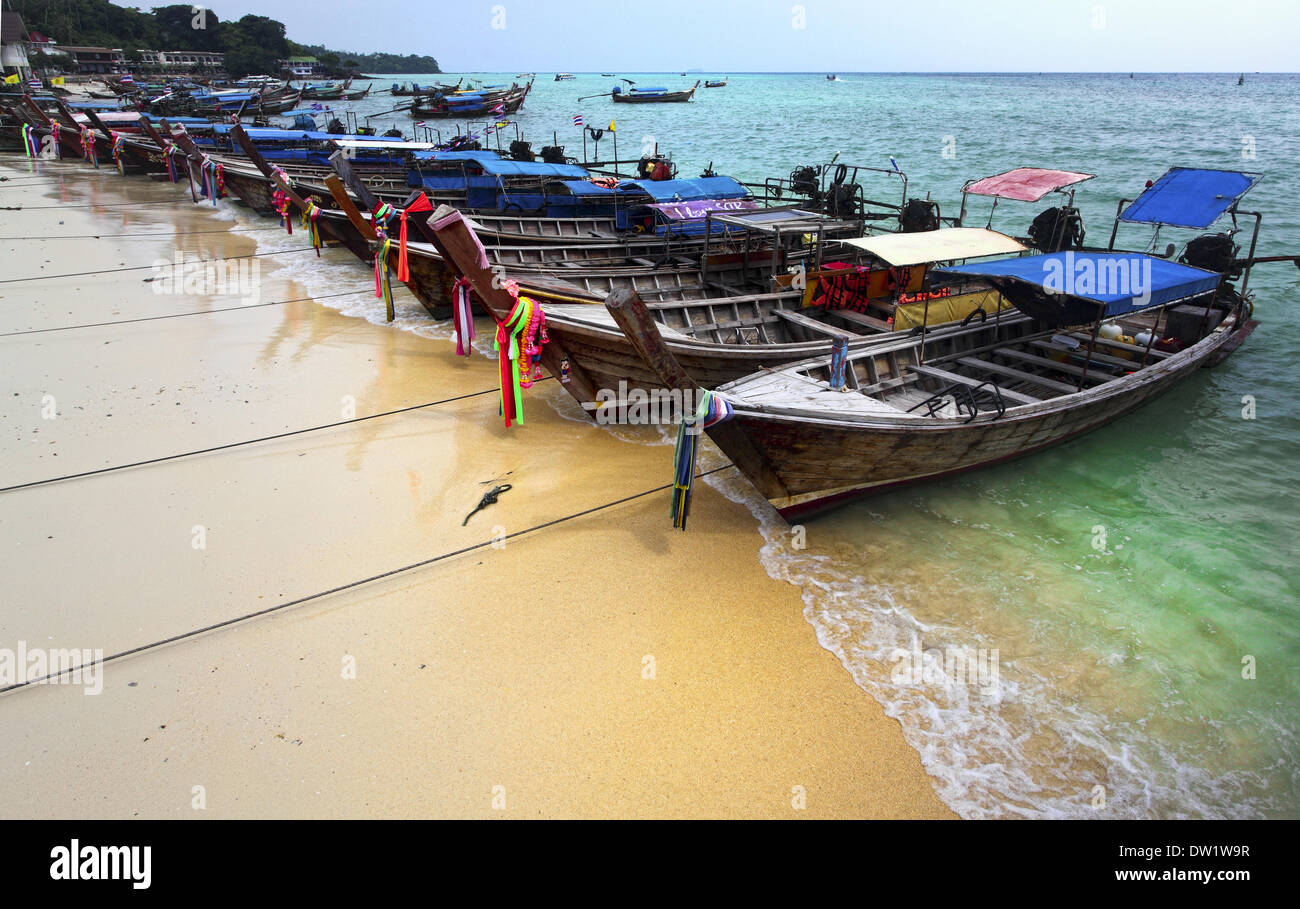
{"left": 335, "top": 73, "right": 1300, "bottom": 817}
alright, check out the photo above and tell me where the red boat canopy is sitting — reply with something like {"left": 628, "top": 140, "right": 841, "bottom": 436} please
{"left": 964, "top": 167, "right": 1095, "bottom": 202}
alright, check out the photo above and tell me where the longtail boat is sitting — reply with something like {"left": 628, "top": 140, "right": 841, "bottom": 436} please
{"left": 704, "top": 78, "right": 728, "bottom": 88}
{"left": 611, "top": 82, "right": 699, "bottom": 103}
{"left": 605, "top": 169, "right": 1270, "bottom": 523}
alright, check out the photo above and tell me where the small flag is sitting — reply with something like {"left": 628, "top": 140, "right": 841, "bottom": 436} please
{"left": 2, "top": 74, "right": 17, "bottom": 85}
{"left": 120, "top": 75, "right": 134, "bottom": 84}
{"left": 490, "top": 101, "right": 505, "bottom": 114}
{"left": 415, "top": 120, "right": 426, "bottom": 127}
{"left": 890, "top": 156, "right": 899, "bottom": 173}
{"left": 607, "top": 118, "right": 616, "bottom": 133}
{"left": 496, "top": 119, "right": 508, "bottom": 129}
{"left": 573, "top": 114, "right": 583, "bottom": 127}
{"left": 51, "top": 76, "right": 65, "bottom": 86}
{"left": 28, "top": 79, "right": 42, "bottom": 89}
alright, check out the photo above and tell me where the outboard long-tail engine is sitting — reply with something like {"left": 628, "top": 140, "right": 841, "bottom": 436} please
{"left": 636, "top": 155, "right": 675, "bottom": 181}
{"left": 540, "top": 145, "right": 566, "bottom": 164}
{"left": 789, "top": 165, "right": 822, "bottom": 204}
{"left": 823, "top": 163, "right": 859, "bottom": 219}
{"left": 900, "top": 198, "right": 940, "bottom": 232}
{"left": 382, "top": 128, "right": 403, "bottom": 138}
{"left": 1027, "top": 206, "right": 1085, "bottom": 252}
{"left": 509, "top": 140, "right": 534, "bottom": 161}
{"left": 326, "top": 118, "right": 346, "bottom": 135}
{"left": 1179, "top": 232, "right": 1241, "bottom": 279}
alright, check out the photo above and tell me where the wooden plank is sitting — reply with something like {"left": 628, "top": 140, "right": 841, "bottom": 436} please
{"left": 956, "top": 356, "right": 1079, "bottom": 396}
{"left": 1028, "top": 339, "right": 1136, "bottom": 369}
{"left": 907, "top": 364, "right": 1042, "bottom": 406}
{"left": 1067, "top": 331, "right": 1170, "bottom": 358}
{"left": 775, "top": 310, "right": 862, "bottom": 340}
{"left": 857, "top": 373, "right": 919, "bottom": 397}
{"left": 993, "top": 347, "right": 1120, "bottom": 382}
{"left": 829, "top": 308, "right": 892, "bottom": 332}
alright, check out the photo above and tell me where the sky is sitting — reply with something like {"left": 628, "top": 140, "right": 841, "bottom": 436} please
{"left": 118, "top": 0, "right": 1300, "bottom": 72}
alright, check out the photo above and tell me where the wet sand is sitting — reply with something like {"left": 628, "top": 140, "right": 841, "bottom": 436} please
{"left": 0, "top": 157, "right": 953, "bottom": 818}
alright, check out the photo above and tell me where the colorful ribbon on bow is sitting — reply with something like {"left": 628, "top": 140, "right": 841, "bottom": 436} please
{"left": 397, "top": 193, "right": 433, "bottom": 282}
{"left": 80, "top": 128, "right": 98, "bottom": 168}
{"left": 374, "top": 236, "right": 394, "bottom": 321}
{"left": 164, "top": 143, "right": 180, "bottom": 183}
{"left": 301, "top": 199, "right": 323, "bottom": 255}
{"left": 111, "top": 132, "right": 126, "bottom": 175}
{"left": 199, "top": 156, "right": 223, "bottom": 206}
{"left": 371, "top": 202, "right": 395, "bottom": 231}
{"left": 671, "top": 390, "right": 733, "bottom": 530}
{"left": 451, "top": 277, "right": 475, "bottom": 356}
{"left": 493, "top": 292, "right": 547, "bottom": 428}
{"left": 20, "top": 125, "right": 39, "bottom": 158}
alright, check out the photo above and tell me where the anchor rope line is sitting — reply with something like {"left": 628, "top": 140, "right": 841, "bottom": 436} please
{"left": 0, "top": 380, "right": 556, "bottom": 495}
{"left": 0, "top": 464, "right": 735, "bottom": 696}
{"left": 0, "top": 245, "right": 321, "bottom": 284}
{"left": 0, "top": 227, "right": 289, "bottom": 239}
{"left": 0, "top": 288, "right": 377, "bottom": 337}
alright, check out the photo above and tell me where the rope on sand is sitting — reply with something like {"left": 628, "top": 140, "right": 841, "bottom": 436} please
{"left": 0, "top": 465, "right": 735, "bottom": 696}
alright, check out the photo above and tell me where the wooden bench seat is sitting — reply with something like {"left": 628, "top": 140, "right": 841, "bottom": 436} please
{"left": 992, "top": 347, "right": 1119, "bottom": 382}
{"left": 828, "top": 308, "right": 893, "bottom": 333}
{"left": 956, "top": 356, "right": 1080, "bottom": 396}
{"left": 907, "top": 363, "right": 1043, "bottom": 406}
{"left": 775, "top": 309, "right": 862, "bottom": 340}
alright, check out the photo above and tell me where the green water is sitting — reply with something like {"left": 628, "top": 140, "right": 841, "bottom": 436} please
{"left": 352, "top": 73, "right": 1300, "bottom": 817}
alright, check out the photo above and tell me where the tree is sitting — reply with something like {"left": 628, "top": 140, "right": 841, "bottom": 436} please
{"left": 151, "top": 4, "right": 223, "bottom": 51}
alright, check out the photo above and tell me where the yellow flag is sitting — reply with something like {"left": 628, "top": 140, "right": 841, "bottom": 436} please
{"left": 3, "top": 74, "right": 18, "bottom": 85}
{"left": 608, "top": 118, "right": 616, "bottom": 133}
{"left": 52, "top": 76, "right": 66, "bottom": 86}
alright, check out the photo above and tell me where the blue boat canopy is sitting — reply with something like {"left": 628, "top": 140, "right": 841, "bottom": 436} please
{"left": 616, "top": 176, "right": 748, "bottom": 202}
{"left": 411, "top": 154, "right": 586, "bottom": 178}
{"left": 409, "top": 150, "right": 502, "bottom": 163}
{"left": 552, "top": 179, "right": 617, "bottom": 196}
{"left": 935, "top": 251, "right": 1221, "bottom": 323}
{"left": 1120, "top": 167, "right": 1261, "bottom": 229}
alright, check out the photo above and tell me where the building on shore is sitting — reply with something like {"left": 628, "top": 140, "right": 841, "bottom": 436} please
{"left": 279, "top": 55, "right": 321, "bottom": 78}
{"left": 50, "top": 45, "right": 126, "bottom": 75}
{"left": 136, "top": 49, "right": 225, "bottom": 72}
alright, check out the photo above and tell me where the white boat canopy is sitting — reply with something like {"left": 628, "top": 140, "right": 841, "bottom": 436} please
{"left": 839, "top": 227, "right": 1028, "bottom": 266}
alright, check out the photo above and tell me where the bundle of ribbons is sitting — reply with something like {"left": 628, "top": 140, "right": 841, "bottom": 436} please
{"left": 493, "top": 284, "right": 547, "bottom": 428}
{"left": 270, "top": 167, "right": 293, "bottom": 234}
{"left": 198, "top": 155, "right": 223, "bottom": 206}
{"left": 80, "top": 128, "right": 98, "bottom": 168}
{"left": 111, "top": 132, "right": 126, "bottom": 175}
{"left": 301, "top": 199, "right": 322, "bottom": 255}
{"left": 671, "top": 390, "right": 733, "bottom": 530}
{"left": 451, "top": 277, "right": 475, "bottom": 356}
{"left": 373, "top": 234, "right": 394, "bottom": 322}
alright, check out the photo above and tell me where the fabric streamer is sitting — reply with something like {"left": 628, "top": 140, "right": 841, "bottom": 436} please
{"left": 396, "top": 193, "right": 433, "bottom": 282}
{"left": 493, "top": 293, "right": 547, "bottom": 428}
{"left": 164, "top": 143, "right": 179, "bottom": 183}
{"left": 111, "top": 132, "right": 126, "bottom": 175}
{"left": 80, "top": 128, "right": 98, "bottom": 168}
{"left": 451, "top": 276, "right": 475, "bottom": 356}
{"left": 671, "top": 390, "right": 733, "bottom": 530}
{"left": 301, "top": 199, "right": 323, "bottom": 255}
{"left": 374, "top": 237, "right": 394, "bottom": 321}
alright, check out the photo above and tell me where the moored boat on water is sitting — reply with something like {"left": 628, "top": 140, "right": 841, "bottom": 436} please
{"left": 605, "top": 168, "right": 1269, "bottom": 523}
{"left": 611, "top": 81, "right": 699, "bottom": 103}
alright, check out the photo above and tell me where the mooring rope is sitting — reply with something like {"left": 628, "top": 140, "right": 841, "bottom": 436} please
{"left": 0, "top": 379, "right": 550, "bottom": 494}
{"left": 0, "top": 244, "right": 322, "bottom": 284}
{"left": 0, "top": 464, "right": 736, "bottom": 695}
{"left": 0, "top": 288, "right": 382, "bottom": 337}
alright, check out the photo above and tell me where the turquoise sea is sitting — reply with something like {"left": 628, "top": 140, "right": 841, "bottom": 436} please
{"left": 342, "top": 73, "right": 1300, "bottom": 817}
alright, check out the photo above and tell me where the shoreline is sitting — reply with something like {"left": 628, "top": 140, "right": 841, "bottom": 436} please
{"left": 0, "top": 156, "right": 954, "bottom": 818}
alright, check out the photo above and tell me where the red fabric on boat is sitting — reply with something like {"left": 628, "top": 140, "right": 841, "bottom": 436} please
{"left": 965, "top": 167, "right": 1094, "bottom": 202}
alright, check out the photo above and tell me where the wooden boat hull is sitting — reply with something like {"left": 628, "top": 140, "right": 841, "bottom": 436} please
{"left": 612, "top": 87, "right": 697, "bottom": 103}
{"left": 712, "top": 317, "right": 1258, "bottom": 521}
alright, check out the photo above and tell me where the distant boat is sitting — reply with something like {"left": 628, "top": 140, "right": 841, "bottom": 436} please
{"left": 611, "top": 81, "right": 699, "bottom": 103}
{"left": 555, "top": 72, "right": 576, "bottom": 81}
{"left": 601, "top": 73, "right": 615, "bottom": 77}
{"left": 1238, "top": 73, "right": 1245, "bottom": 85}
{"left": 826, "top": 74, "right": 837, "bottom": 81}
{"left": 704, "top": 76, "right": 728, "bottom": 88}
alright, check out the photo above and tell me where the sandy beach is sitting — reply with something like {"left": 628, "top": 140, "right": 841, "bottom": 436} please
{"left": 0, "top": 156, "right": 953, "bottom": 818}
